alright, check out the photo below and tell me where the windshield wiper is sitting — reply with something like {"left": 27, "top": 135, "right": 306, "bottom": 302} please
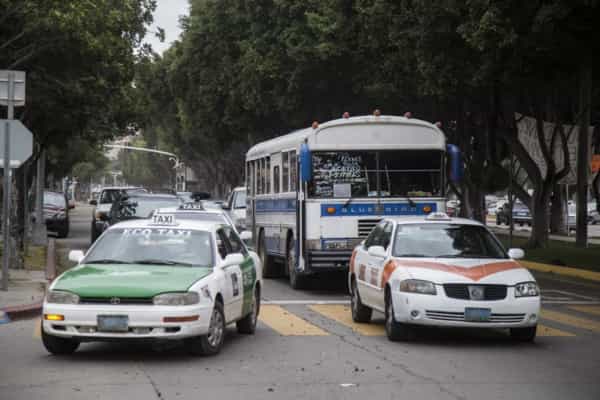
{"left": 85, "top": 259, "right": 130, "bottom": 264}
{"left": 396, "top": 254, "right": 428, "bottom": 258}
{"left": 132, "top": 259, "right": 194, "bottom": 266}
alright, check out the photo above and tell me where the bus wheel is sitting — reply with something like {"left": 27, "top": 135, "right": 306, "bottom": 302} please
{"left": 287, "top": 237, "right": 306, "bottom": 290}
{"left": 259, "top": 231, "right": 277, "bottom": 278}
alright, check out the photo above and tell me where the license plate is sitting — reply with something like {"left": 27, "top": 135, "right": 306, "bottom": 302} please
{"left": 97, "top": 315, "right": 129, "bottom": 332}
{"left": 465, "top": 308, "right": 491, "bottom": 322}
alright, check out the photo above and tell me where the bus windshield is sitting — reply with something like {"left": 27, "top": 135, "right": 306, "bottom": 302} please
{"left": 309, "top": 150, "right": 442, "bottom": 198}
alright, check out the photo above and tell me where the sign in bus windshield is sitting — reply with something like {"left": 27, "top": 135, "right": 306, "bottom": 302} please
{"left": 309, "top": 150, "right": 443, "bottom": 198}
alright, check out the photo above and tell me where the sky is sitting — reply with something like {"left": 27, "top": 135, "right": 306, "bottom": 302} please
{"left": 145, "top": 0, "right": 190, "bottom": 54}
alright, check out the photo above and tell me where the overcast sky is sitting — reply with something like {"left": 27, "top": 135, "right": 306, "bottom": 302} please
{"left": 146, "top": 0, "right": 190, "bottom": 54}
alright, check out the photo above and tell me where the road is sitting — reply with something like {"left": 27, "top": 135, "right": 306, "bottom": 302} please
{"left": 1, "top": 205, "right": 599, "bottom": 399}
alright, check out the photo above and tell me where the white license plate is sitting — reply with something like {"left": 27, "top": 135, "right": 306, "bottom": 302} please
{"left": 464, "top": 308, "right": 491, "bottom": 322}
{"left": 97, "top": 315, "right": 129, "bottom": 332}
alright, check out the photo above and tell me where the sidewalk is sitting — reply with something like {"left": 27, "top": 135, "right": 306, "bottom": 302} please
{"left": 0, "top": 269, "right": 47, "bottom": 323}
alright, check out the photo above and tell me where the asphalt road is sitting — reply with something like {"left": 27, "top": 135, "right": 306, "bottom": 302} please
{"left": 1, "top": 205, "right": 599, "bottom": 400}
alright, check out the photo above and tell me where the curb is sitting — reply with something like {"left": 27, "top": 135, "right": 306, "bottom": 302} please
{"left": 0, "top": 239, "right": 56, "bottom": 322}
{"left": 521, "top": 260, "right": 600, "bottom": 283}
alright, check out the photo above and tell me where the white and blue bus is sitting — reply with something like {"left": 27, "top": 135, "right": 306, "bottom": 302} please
{"left": 245, "top": 113, "right": 462, "bottom": 289}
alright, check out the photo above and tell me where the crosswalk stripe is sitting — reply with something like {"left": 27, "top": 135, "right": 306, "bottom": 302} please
{"left": 537, "top": 324, "right": 575, "bottom": 337}
{"left": 33, "top": 319, "right": 41, "bottom": 339}
{"left": 309, "top": 304, "right": 385, "bottom": 336}
{"left": 567, "top": 305, "right": 600, "bottom": 317}
{"left": 258, "top": 305, "right": 329, "bottom": 336}
{"left": 541, "top": 309, "right": 600, "bottom": 333}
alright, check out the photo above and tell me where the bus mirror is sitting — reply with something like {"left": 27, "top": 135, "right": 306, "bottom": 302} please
{"left": 446, "top": 144, "right": 463, "bottom": 183}
{"left": 300, "top": 142, "right": 312, "bottom": 183}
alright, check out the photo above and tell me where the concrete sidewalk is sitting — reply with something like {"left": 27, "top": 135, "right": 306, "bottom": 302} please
{"left": 0, "top": 269, "right": 47, "bottom": 323}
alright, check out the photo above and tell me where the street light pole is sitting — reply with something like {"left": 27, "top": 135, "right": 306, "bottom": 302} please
{"left": 1, "top": 72, "right": 13, "bottom": 290}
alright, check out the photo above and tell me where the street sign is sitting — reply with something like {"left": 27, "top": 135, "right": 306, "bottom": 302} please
{"left": 0, "top": 120, "right": 33, "bottom": 168}
{"left": 0, "top": 71, "right": 26, "bottom": 107}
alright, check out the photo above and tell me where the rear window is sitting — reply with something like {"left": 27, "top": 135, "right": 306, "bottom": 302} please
{"left": 44, "top": 192, "right": 65, "bottom": 207}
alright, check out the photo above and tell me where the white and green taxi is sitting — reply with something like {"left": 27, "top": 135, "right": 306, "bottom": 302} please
{"left": 42, "top": 215, "right": 262, "bottom": 356}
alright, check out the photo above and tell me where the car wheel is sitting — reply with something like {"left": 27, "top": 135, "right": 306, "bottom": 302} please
{"left": 41, "top": 329, "right": 79, "bottom": 355}
{"left": 385, "top": 291, "right": 413, "bottom": 342}
{"left": 187, "top": 301, "right": 225, "bottom": 356}
{"left": 259, "top": 231, "right": 277, "bottom": 278}
{"left": 236, "top": 287, "right": 260, "bottom": 334}
{"left": 510, "top": 326, "right": 537, "bottom": 342}
{"left": 495, "top": 216, "right": 501, "bottom": 225}
{"left": 287, "top": 237, "right": 306, "bottom": 290}
{"left": 350, "top": 279, "right": 372, "bottom": 323}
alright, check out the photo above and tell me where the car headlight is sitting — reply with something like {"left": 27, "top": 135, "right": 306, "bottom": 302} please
{"left": 399, "top": 279, "right": 437, "bottom": 295}
{"left": 46, "top": 290, "right": 80, "bottom": 304}
{"left": 153, "top": 292, "right": 200, "bottom": 306}
{"left": 514, "top": 282, "right": 540, "bottom": 297}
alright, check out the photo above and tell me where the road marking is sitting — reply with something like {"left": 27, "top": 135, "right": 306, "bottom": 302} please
{"left": 521, "top": 261, "right": 600, "bottom": 283}
{"left": 537, "top": 324, "right": 575, "bottom": 337}
{"left": 541, "top": 309, "right": 600, "bottom": 333}
{"left": 258, "top": 305, "right": 329, "bottom": 336}
{"left": 543, "top": 290, "right": 598, "bottom": 301}
{"left": 262, "top": 300, "right": 350, "bottom": 305}
{"left": 567, "top": 305, "right": 600, "bottom": 317}
{"left": 309, "top": 304, "right": 385, "bottom": 336}
{"left": 33, "top": 319, "right": 41, "bottom": 339}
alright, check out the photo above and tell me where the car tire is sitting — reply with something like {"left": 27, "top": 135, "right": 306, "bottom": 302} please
{"left": 510, "top": 325, "right": 537, "bottom": 342}
{"left": 350, "top": 279, "right": 372, "bottom": 323}
{"left": 385, "top": 291, "right": 413, "bottom": 342}
{"left": 259, "top": 231, "right": 277, "bottom": 279}
{"left": 287, "top": 237, "right": 306, "bottom": 290}
{"left": 186, "top": 301, "right": 225, "bottom": 356}
{"left": 236, "top": 287, "right": 260, "bottom": 334}
{"left": 495, "top": 216, "right": 501, "bottom": 225}
{"left": 41, "top": 329, "right": 79, "bottom": 355}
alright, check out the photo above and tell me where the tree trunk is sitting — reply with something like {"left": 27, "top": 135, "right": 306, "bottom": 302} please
{"left": 528, "top": 185, "right": 552, "bottom": 248}
{"left": 550, "top": 183, "right": 566, "bottom": 234}
{"left": 576, "top": 62, "right": 592, "bottom": 247}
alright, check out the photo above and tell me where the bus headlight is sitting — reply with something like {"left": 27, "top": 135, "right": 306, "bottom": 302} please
{"left": 305, "top": 240, "right": 322, "bottom": 250}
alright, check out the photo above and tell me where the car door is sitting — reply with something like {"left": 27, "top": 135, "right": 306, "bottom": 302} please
{"left": 369, "top": 222, "right": 393, "bottom": 311}
{"left": 354, "top": 221, "right": 385, "bottom": 308}
{"left": 216, "top": 228, "right": 244, "bottom": 323}
{"left": 223, "top": 226, "right": 256, "bottom": 318}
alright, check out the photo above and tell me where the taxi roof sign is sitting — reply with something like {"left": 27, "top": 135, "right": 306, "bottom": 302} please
{"left": 426, "top": 212, "right": 451, "bottom": 221}
{"left": 180, "top": 202, "right": 204, "bottom": 211}
{"left": 152, "top": 213, "right": 177, "bottom": 226}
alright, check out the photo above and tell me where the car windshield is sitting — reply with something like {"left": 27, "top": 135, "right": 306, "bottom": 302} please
{"left": 117, "top": 197, "right": 182, "bottom": 219}
{"left": 392, "top": 224, "right": 507, "bottom": 259}
{"left": 234, "top": 191, "right": 246, "bottom": 208}
{"left": 44, "top": 192, "right": 65, "bottom": 207}
{"left": 309, "top": 150, "right": 442, "bottom": 198}
{"left": 85, "top": 228, "right": 214, "bottom": 267}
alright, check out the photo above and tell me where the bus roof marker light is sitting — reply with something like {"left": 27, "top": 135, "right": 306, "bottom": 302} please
{"left": 312, "top": 121, "right": 319, "bottom": 129}
{"left": 373, "top": 109, "right": 381, "bottom": 117}
{"left": 404, "top": 111, "right": 412, "bottom": 119}
{"left": 342, "top": 112, "right": 350, "bottom": 119}
{"left": 435, "top": 121, "right": 443, "bottom": 128}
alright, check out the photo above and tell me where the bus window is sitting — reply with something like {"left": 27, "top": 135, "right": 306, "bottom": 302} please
{"left": 260, "top": 158, "right": 265, "bottom": 195}
{"left": 274, "top": 166, "right": 280, "bottom": 194}
{"left": 282, "top": 152, "right": 289, "bottom": 192}
{"left": 290, "top": 151, "right": 297, "bottom": 191}
{"left": 379, "top": 150, "right": 441, "bottom": 197}
{"left": 266, "top": 157, "right": 271, "bottom": 194}
{"left": 309, "top": 151, "right": 377, "bottom": 198}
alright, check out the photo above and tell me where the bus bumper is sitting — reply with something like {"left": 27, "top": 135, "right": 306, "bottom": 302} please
{"left": 305, "top": 250, "right": 352, "bottom": 273}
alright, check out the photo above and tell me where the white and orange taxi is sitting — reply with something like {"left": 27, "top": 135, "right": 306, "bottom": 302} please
{"left": 348, "top": 212, "right": 541, "bottom": 342}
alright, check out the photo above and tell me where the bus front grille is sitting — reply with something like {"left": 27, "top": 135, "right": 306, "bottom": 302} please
{"left": 358, "top": 219, "right": 381, "bottom": 237}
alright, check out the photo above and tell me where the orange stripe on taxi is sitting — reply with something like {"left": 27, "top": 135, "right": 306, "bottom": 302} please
{"left": 393, "top": 260, "right": 523, "bottom": 282}
{"left": 381, "top": 260, "right": 399, "bottom": 288}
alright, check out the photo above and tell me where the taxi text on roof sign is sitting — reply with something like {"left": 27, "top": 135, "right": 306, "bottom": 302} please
{"left": 152, "top": 213, "right": 177, "bottom": 225}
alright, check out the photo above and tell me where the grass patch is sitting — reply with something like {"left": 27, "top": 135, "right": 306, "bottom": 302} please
{"left": 497, "top": 234, "right": 600, "bottom": 271}
{"left": 55, "top": 242, "right": 77, "bottom": 274}
{"left": 24, "top": 245, "right": 47, "bottom": 270}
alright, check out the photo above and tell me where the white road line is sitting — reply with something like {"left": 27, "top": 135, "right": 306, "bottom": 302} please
{"left": 542, "top": 300, "right": 600, "bottom": 305}
{"left": 543, "top": 290, "right": 599, "bottom": 301}
{"left": 262, "top": 300, "right": 350, "bottom": 305}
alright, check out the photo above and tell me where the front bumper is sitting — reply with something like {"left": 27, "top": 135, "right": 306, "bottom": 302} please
{"left": 305, "top": 250, "right": 352, "bottom": 273}
{"left": 391, "top": 288, "right": 540, "bottom": 328}
{"left": 42, "top": 303, "right": 213, "bottom": 341}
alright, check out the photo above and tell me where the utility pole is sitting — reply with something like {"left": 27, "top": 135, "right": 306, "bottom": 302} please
{"left": 1, "top": 73, "right": 13, "bottom": 290}
{"left": 576, "top": 62, "right": 592, "bottom": 247}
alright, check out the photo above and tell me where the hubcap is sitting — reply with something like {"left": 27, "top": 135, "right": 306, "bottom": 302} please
{"left": 207, "top": 308, "right": 224, "bottom": 347}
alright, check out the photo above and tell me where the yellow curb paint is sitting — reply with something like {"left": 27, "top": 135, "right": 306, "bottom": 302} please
{"left": 567, "top": 305, "right": 600, "bottom": 317}
{"left": 520, "top": 260, "right": 600, "bottom": 283}
{"left": 33, "top": 319, "right": 41, "bottom": 339}
{"left": 258, "top": 305, "right": 328, "bottom": 336}
{"left": 541, "top": 309, "right": 600, "bottom": 333}
{"left": 309, "top": 304, "right": 385, "bottom": 336}
{"left": 536, "top": 324, "right": 575, "bottom": 337}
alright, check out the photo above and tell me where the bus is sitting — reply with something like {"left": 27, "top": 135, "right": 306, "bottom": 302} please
{"left": 245, "top": 113, "right": 462, "bottom": 289}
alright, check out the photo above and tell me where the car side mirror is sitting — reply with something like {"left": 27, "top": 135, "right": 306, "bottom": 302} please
{"left": 368, "top": 245, "right": 387, "bottom": 259}
{"left": 89, "top": 199, "right": 97, "bottom": 206}
{"left": 508, "top": 248, "right": 525, "bottom": 260}
{"left": 239, "top": 231, "right": 252, "bottom": 241}
{"left": 221, "top": 253, "right": 245, "bottom": 268}
{"left": 68, "top": 250, "right": 85, "bottom": 264}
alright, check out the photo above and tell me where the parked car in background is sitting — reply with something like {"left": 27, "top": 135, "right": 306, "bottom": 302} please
{"left": 223, "top": 187, "right": 247, "bottom": 232}
{"left": 588, "top": 201, "right": 600, "bottom": 225}
{"left": 90, "top": 186, "right": 147, "bottom": 243}
{"left": 496, "top": 202, "right": 532, "bottom": 226}
{"left": 43, "top": 191, "right": 71, "bottom": 238}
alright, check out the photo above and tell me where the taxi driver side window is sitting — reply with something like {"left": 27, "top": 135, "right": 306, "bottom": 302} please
{"left": 382, "top": 222, "right": 393, "bottom": 250}
{"left": 224, "top": 227, "right": 247, "bottom": 256}
{"left": 364, "top": 222, "right": 385, "bottom": 248}
{"left": 216, "top": 229, "right": 232, "bottom": 259}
